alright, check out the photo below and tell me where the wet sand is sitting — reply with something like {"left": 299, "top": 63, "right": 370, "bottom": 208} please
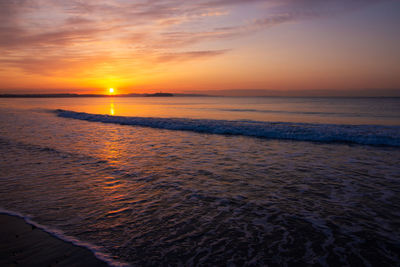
{"left": 0, "top": 214, "right": 108, "bottom": 266}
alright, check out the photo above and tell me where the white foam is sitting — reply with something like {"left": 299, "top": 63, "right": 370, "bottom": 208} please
{"left": 0, "top": 207, "right": 131, "bottom": 267}
{"left": 56, "top": 109, "right": 400, "bottom": 147}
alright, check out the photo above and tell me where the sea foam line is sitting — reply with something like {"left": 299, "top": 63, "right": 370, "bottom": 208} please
{"left": 56, "top": 109, "right": 400, "bottom": 147}
{"left": 0, "top": 207, "right": 131, "bottom": 267}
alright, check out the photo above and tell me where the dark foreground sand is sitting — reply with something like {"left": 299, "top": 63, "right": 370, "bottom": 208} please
{"left": 0, "top": 214, "right": 108, "bottom": 266}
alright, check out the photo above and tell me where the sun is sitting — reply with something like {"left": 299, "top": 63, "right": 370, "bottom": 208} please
{"left": 109, "top": 88, "right": 115, "bottom": 94}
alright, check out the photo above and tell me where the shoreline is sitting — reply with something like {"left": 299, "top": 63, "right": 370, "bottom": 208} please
{"left": 0, "top": 213, "right": 109, "bottom": 266}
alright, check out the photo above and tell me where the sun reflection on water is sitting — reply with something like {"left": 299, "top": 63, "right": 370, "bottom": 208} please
{"left": 110, "top": 102, "right": 115, "bottom": 115}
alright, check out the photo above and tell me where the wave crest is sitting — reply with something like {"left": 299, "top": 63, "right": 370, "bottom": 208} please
{"left": 56, "top": 109, "right": 400, "bottom": 147}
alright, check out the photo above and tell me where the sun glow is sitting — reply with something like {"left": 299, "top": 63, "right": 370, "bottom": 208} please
{"left": 109, "top": 88, "right": 115, "bottom": 95}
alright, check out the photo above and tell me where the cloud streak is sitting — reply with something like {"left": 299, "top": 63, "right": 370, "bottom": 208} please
{"left": 157, "top": 50, "right": 230, "bottom": 62}
{"left": 0, "top": 0, "right": 390, "bottom": 79}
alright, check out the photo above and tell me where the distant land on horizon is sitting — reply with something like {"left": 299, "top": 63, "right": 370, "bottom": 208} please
{"left": 0, "top": 89, "right": 399, "bottom": 98}
{"left": 0, "top": 92, "right": 175, "bottom": 98}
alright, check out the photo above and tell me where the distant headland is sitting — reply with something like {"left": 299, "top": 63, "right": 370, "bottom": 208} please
{"left": 145, "top": 93, "right": 173, "bottom": 97}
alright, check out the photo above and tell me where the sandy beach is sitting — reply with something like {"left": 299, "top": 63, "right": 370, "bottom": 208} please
{"left": 0, "top": 214, "right": 108, "bottom": 266}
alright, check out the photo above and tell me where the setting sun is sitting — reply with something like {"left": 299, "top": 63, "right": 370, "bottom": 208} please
{"left": 109, "top": 88, "right": 115, "bottom": 94}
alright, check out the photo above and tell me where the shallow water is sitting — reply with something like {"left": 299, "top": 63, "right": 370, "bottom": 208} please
{"left": 0, "top": 97, "right": 399, "bottom": 266}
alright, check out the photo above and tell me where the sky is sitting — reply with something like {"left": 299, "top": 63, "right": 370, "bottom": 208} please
{"left": 0, "top": 0, "right": 399, "bottom": 95}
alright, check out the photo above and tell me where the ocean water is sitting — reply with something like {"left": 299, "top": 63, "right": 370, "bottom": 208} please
{"left": 0, "top": 97, "right": 399, "bottom": 266}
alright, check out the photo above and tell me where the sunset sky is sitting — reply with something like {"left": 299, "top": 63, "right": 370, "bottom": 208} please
{"left": 1, "top": 0, "right": 399, "bottom": 95}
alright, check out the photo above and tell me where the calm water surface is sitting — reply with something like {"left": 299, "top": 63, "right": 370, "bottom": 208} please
{"left": 1, "top": 96, "right": 399, "bottom": 125}
{"left": 0, "top": 97, "right": 399, "bottom": 266}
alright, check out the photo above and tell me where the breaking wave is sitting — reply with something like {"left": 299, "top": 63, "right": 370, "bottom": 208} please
{"left": 56, "top": 109, "right": 400, "bottom": 147}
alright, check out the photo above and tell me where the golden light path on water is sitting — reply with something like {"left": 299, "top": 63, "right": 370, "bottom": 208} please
{"left": 110, "top": 102, "right": 115, "bottom": 116}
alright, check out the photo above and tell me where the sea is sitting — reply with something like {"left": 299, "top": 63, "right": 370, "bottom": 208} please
{"left": 0, "top": 96, "right": 399, "bottom": 266}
